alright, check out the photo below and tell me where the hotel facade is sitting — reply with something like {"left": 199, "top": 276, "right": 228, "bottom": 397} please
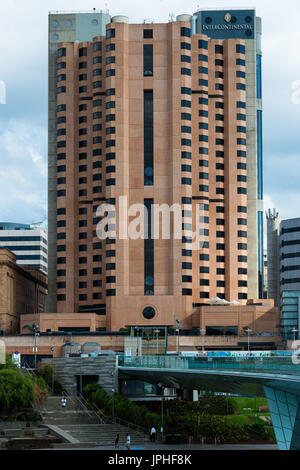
{"left": 46, "top": 10, "right": 265, "bottom": 333}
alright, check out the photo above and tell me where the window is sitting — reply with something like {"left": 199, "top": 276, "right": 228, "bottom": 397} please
{"left": 215, "top": 83, "right": 224, "bottom": 91}
{"left": 181, "top": 68, "right": 191, "bottom": 76}
{"left": 215, "top": 45, "right": 223, "bottom": 54}
{"left": 215, "top": 59, "right": 223, "bottom": 66}
{"left": 236, "top": 44, "right": 246, "bottom": 54}
{"left": 144, "top": 44, "right": 153, "bottom": 76}
{"left": 237, "top": 58, "right": 246, "bottom": 66}
{"left": 181, "top": 42, "right": 191, "bottom": 50}
{"left": 58, "top": 47, "right": 66, "bottom": 57}
{"left": 215, "top": 71, "right": 223, "bottom": 79}
{"left": 181, "top": 87, "right": 191, "bottom": 95}
{"left": 93, "top": 41, "right": 101, "bottom": 51}
{"left": 199, "top": 185, "right": 209, "bottom": 192}
{"left": 182, "top": 177, "right": 192, "bottom": 185}
{"left": 199, "top": 97, "right": 208, "bottom": 105}
{"left": 106, "top": 28, "right": 115, "bottom": 39}
{"left": 144, "top": 29, "right": 153, "bottom": 39}
{"left": 199, "top": 79, "right": 208, "bottom": 87}
{"left": 106, "top": 69, "right": 115, "bottom": 77}
{"left": 106, "top": 43, "right": 115, "bottom": 52}
{"left": 238, "top": 187, "right": 247, "bottom": 194}
{"left": 199, "top": 148, "right": 208, "bottom": 155}
{"left": 199, "top": 54, "right": 208, "bottom": 62}
{"left": 79, "top": 61, "right": 87, "bottom": 69}
{"left": 181, "top": 55, "right": 191, "bottom": 63}
{"left": 199, "top": 160, "right": 208, "bottom": 167}
{"left": 79, "top": 47, "right": 87, "bottom": 57}
{"left": 57, "top": 86, "right": 66, "bottom": 94}
{"left": 181, "top": 27, "right": 191, "bottom": 37}
{"left": 237, "top": 71, "right": 246, "bottom": 78}
{"left": 199, "top": 40, "right": 208, "bottom": 49}
{"left": 237, "top": 83, "right": 246, "bottom": 90}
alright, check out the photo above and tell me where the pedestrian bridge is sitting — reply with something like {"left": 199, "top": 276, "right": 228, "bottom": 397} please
{"left": 118, "top": 354, "right": 300, "bottom": 450}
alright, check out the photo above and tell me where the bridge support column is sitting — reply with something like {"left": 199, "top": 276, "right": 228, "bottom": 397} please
{"left": 264, "top": 386, "right": 300, "bottom": 450}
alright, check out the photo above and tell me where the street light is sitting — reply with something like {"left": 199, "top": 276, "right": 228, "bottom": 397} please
{"left": 158, "top": 383, "right": 165, "bottom": 441}
{"left": 50, "top": 346, "right": 55, "bottom": 394}
{"left": 291, "top": 328, "right": 298, "bottom": 343}
{"left": 245, "top": 328, "right": 252, "bottom": 354}
{"left": 135, "top": 327, "right": 140, "bottom": 356}
{"left": 33, "top": 324, "right": 39, "bottom": 369}
{"left": 112, "top": 388, "right": 115, "bottom": 423}
{"left": 175, "top": 320, "right": 181, "bottom": 355}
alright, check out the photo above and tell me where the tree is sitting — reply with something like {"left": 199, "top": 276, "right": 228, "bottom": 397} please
{"left": 0, "top": 369, "right": 34, "bottom": 414}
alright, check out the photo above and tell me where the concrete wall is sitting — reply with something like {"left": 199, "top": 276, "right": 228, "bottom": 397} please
{"left": 43, "top": 356, "right": 117, "bottom": 396}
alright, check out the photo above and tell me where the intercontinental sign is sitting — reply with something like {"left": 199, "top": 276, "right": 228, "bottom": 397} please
{"left": 203, "top": 23, "right": 253, "bottom": 31}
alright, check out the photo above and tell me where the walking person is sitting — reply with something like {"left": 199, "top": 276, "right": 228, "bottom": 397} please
{"left": 115, "top": 432, "right": 119, "bottom": 449}
{"left": 61, "top": 394, "right": 67, "bottom": 408}
{"left": 150, "top": 426, "right": 156, "bottom": 442}
{"left": 125, "top": 433, "right": 131, "bottom": 450}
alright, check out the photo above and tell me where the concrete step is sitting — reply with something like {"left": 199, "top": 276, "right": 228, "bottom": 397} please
{"left": 57, "top": 424, "right": 147, "bottom": 446}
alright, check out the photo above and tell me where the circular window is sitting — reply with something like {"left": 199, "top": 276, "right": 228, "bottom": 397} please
{"left": 92, "top": 19, "right": 99, "bottom": 26}
{"left": 65, "top": 19, "right": 72, "bottom": 27}
{"left": 230, "top": 16, "right": 237, "bottom": 23}
{"left": 245, "top": 30, "right": 252, "bottom": 37}
{"left": 245, "top": 16, "right": 252, "bottom": 23}
{"left": 205, "top": 17, "right": 212, "bottom": 24}
{"left": 52, "top": 33, "right": 59, "bottom": 41}
{"left": 52, "top": 20, "right": 59, "bottom": 27}
{"left": 142, "top": 306, "right": 156, "bottom": 320}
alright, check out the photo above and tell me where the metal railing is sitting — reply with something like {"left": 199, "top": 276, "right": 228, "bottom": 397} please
{"left": 118, "top": 354, "right": 300, "bottom": 377}
{"left": 75, "top": 391, "right": 150, "bottom": 436}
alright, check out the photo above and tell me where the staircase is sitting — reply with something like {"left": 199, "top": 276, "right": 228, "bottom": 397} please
{"left": 38, "top": 396, "right": 104, "bottom": 426}
{"left": 38, "top": 396, "right": 147, "bottom": 447}
{"left": 58, "top": 423, "right": 146, "bottom": 447}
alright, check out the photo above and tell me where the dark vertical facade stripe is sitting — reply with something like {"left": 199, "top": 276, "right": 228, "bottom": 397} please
{"left": 144, "top": 198, "right": 154, "bottom": 295}
{"left": 144, "top": 90, "right": 154, "bottom": 186}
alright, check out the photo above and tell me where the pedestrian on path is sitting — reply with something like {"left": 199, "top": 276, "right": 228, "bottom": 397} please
{"left": 125, "top": 433, "right": 131, "bottom": 450}
{"left": 61, "top": 396, "right": 67, "bottom": 408}
{"left": 115, "top": 432, "right": 119, "bottom": 448}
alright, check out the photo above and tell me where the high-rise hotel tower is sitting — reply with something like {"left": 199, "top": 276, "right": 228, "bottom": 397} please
{"left": 47, "top": 9, "right": 263, "bottom": 331}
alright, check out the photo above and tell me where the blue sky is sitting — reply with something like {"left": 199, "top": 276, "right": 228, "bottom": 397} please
{"left": 0, "top": 0, "right": 300, "bottom": 237}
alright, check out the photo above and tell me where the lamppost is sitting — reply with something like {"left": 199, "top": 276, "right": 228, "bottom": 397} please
{"left": 33, "top": 325, "right": 39, "bottom": 369}
{"left": 50, "top": 346, "right": 55, "bottom": 394}
{"left": 200, "top": 328, "right": 206, "bottom": 351}
{"left": 158, "top": 383, "right": 165, "bottom": 441}
{"left": 154, "top": 329, "right": 160, "bottom": 355}
{"left": 135, "top": 326, "right": 140, "bottom": 356}
{"left": 245, "top": 328, "right": 252, "bottom": 354}
{"left": 112, "top": 388, "right": 115, "bottom": 423}
{"left": 291, "top": 328, "right": 298, "bottom": 343}
{"left": 176, "top": 320, "right": 181, "bottom": 355}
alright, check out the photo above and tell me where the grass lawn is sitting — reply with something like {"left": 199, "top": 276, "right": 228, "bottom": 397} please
{"left": 223, "top": 415, "right": 252, "bottom": 425}
{"left": 231, "top": 396, "right": 268, "bottom": 413}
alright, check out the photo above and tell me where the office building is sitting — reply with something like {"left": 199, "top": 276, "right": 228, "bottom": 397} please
{"left": 0, "top": 249, "right": 48, "bottom": 335}
{"left": 267, "top": 210, "right": 300, "bottom": 340}
{"left": 0, "top": 222, "right": 48, "bottom": 274}
{"left": 47, "top": 10, "right": 265, "bottom": 332}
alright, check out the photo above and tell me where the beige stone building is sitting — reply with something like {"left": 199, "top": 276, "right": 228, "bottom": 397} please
{"left": 0, "top": 249, "right": 48, "bottom": 334}
{"left": 47, "top": 12, "right": 267, "bottom": 335}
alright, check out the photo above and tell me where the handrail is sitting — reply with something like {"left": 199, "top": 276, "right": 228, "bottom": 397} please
{"left": 77, "top": 391, "right": 150, "bottom": 436}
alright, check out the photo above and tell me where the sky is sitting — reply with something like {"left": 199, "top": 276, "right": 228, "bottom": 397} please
{"left": 0, "top": 0, "right": 300, "bottom": 240}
